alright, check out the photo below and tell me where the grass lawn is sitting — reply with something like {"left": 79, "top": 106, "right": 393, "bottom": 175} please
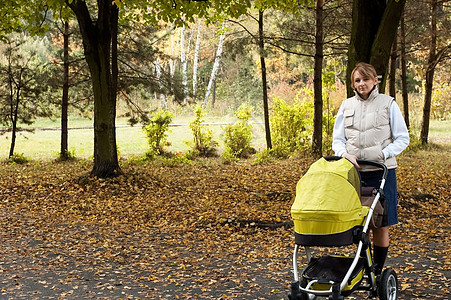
{"left": 0, "top": 116, "right": 268, "bottom": 161}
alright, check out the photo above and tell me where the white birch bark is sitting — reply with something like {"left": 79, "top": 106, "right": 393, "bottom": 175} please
{"left": 204, "top": 22, "right": 226, "bottom": 107}
{"left": 186, "top": 27, "right": 193, "bottom": 55}
{"left": 155, "top": 59, "right": 167, "bottom": 109}
{"left": 192, "top": 22, "right": 202, "bottom": 100}
{"left": 180, "top": 25, "right": 188, "bottom": 104}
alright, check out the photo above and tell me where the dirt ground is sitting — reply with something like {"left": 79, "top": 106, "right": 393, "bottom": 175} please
{"left": 0, "top": 150, "right": 449, "bottom": 299}
{"left": 0, "top": 216, "right": 449, "bottom": 299}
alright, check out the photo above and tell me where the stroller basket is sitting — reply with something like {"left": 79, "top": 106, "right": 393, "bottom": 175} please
{"left": 303, "top": 255, "right": 365, "bottom": 296}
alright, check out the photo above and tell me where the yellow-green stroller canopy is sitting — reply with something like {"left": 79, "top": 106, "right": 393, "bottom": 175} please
{"left": 291, "top": 157, "right": 369, "bottom": 246}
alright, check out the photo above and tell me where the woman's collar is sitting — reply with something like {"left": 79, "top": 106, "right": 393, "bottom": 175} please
{"left": 355, "top": 85, "right": 378, "bottom": 101}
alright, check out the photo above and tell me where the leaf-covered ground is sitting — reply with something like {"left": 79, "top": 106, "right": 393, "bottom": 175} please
{"left": 0, "top": 146, "right": 449, "bottom": 299}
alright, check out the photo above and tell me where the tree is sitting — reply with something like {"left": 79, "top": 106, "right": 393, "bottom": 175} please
{"left": 0, "top": 1, "right": 49, "bottom": 38}
{"left": 420, "top": 0, "right": 451, "bottom": 144}
{"left": 63, "top": 0, "right": 252, "bottom": 177}
{"left": 312, "top": 0, "right": 324, "bottom": 156}
{"left": 0, "top": 33, "right": 54, "bottom": 158}
{"left": 399, "top": 13, "right": 409, "bottom": 128}
{"left": 225, "top": 1, "right": 317, "bottom": 151}
{"left": 0, "top": 0, "right": 254, "bottom": 176}
{"left": 64, "top": 0, "right": 121, "bottom": 177}
{"left": 47, "top": 17, "right": 95, "bottom": 160}
{"left": 61, "top": 21, "right": 70, "bottom": 160}
{"left": 238, "top": 1, "right": 349, "bottom": 153}
{"left": 388, "top": 31, "right": 398, "bottom": 98}
{"left": 180, "top": 25, "right": 189, "bottom": 104}
{"left": 204, "top": 22, "right": 226, "bottom": 108}
{"left": 258, "top": 10, "right": 272, "bottom": 149}
{"left": 192, "top": 22, "right": 202, "bottom": 100}
{"left": 346, "top": 0, "right": 406, "bottom": 96}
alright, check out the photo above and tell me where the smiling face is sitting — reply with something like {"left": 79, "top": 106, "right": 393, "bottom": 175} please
{"left": 352, "top": 70, "right": 378, "bottom": 100}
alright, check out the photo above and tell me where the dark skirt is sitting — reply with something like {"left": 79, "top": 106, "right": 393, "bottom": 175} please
{"left": 360, "top": 169, "right": 398, "bottom": 226}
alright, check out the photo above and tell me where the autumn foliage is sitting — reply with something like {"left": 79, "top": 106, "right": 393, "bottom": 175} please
{"left": 0, "top": 145, "right": 449, "bottom": 299}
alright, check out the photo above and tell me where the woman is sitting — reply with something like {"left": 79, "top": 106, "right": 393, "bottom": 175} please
{"left": 332, "top": 62, "right": 409, "bottom": 276}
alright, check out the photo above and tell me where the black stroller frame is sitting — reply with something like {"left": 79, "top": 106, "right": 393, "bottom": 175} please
{"left": 289, "top": 157, "right": 399, "bottom": 300}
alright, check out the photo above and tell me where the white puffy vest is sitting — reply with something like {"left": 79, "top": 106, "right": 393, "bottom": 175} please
{"left": 342, "top": 89, "right": 397, "bottom": 169}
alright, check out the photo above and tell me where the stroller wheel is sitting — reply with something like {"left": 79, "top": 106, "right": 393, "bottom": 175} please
{"left": 378, "top": 268, "right": 398, "bottom": 300}
{"left": 288, "top": 278, "right": 311, "bottom": 300}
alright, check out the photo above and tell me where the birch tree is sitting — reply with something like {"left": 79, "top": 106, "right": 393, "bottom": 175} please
{"left": 192, "top": 22, "right": 202, "bottom": 100}
{"left": 180, "top": 25, "right": 188, "bottom": 104}
{"left": 154, "top": 59, "right": 167, "bottom": 109}
{"left": 204, "top": 22, "right": 226, "bottom": 107}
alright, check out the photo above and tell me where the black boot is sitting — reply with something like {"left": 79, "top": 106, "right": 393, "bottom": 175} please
{"left": 373, "top": 245, "right": 389, "bottom": 276}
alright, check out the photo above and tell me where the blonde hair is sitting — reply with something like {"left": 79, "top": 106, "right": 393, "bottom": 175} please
{"left": 351, "top": 62, "right": 378, "bottom": 89}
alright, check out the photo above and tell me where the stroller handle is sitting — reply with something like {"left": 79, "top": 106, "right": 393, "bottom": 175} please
{"left": 324, "top": 156, "right": 388, "bottom": 180}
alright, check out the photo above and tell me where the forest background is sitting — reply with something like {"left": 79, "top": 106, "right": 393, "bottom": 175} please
{"left": 0, "top": 0, "right": 450, "bottom": 164}
{"left": 0, "top": 0, "right": 450, "bottom": 299}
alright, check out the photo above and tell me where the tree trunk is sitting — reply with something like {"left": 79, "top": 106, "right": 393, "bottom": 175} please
{"left": 155, "top": 59, "right": 167, "bottom": 109}
{"left": 258, "top": 10, "right": 272, "bottom": 150}
{"left": 346, "top": 0, "right": 405, "bottom": 97}
{"left": 67, "top": 0, "right": 121, "bottom": 178}
{"left": 8, "top": 83, "right": 20, "bottom": 159}
{"left": 60, "top": 21, "right": 69, "bottom": 160}
{"left": 388, "top": 33, "right": 397, "bottom": 98}
{"left": 420, "top": 0, "right": 437, "bottom": 145}
{"left": 312, "top": 0, "right": 324, "bottom": 156}
{"left": 346, "top": 0, "right": 385, "bottom": 97}
{"left": 180, "top": 25, "right": 188, "bottom": 104}
{"left": 110, "top": 4, "right": 119, "bottom": 170}
{"left": 192, "top": 22, "right": 201, "bottom": 100}
{"left": 204, "top": 22, "right": 225, "bottom": 107}
{"left": 400, "top": 14, "right": 409, "bottom": 129}
{"left": 369, "top": 0, "right": 406, "bottom": 92}
{"left": 212, "top": 78, "right": 216, "bottom": 108}
{"left": 170, "top": 35, "right": 176, "bottom": 78}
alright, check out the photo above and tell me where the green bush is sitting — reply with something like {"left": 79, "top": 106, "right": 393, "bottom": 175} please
{"left": 253, "top": 148, "right": 275, "bottom": 165}
{"left": 8, "top": 153, "right": 29, "bottom": 164}
{"left": 222, "top": 104, "right": 254, "bottom": 161}
{"left": 187, "top": 105, "right": 218, "bottom": 157}
{"left": 270, "top": 92, "right": 314, "bottom": 158}
{"left": 56, "top": 147, "right": 77, "bottom": 161}
{"left": 143, "top": 110, "right": 174, "bottom": 159}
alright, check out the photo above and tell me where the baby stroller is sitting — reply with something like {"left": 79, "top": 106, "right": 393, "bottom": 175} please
{"left": 288, "top": 156, "right": 398, "bottom": 300}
